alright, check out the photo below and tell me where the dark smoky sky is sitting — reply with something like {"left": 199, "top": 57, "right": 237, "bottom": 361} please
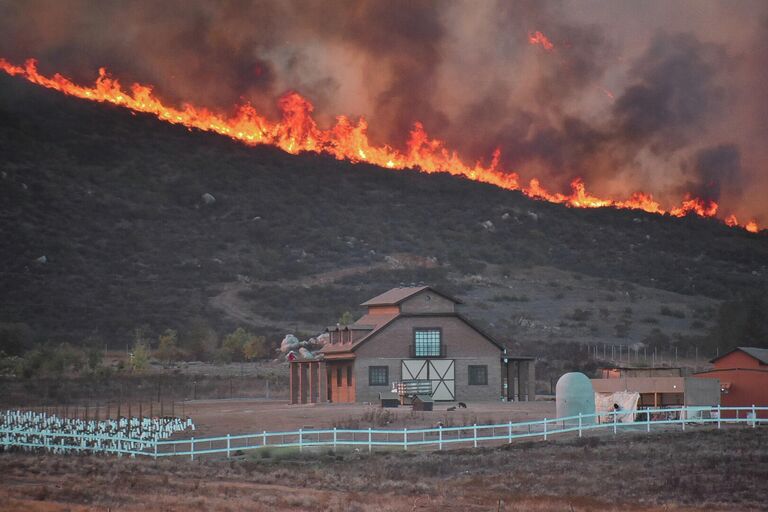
{"left": 1, "top": 0, "right": 766, "bottom": 221}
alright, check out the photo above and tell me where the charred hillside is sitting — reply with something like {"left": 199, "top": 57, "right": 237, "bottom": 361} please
{"left": 1, "top": 74, "right": 767, "bottom": 354}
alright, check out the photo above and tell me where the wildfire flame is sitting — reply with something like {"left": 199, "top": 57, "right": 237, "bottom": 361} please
{"left": 0, "top": 57, "right": 760, "bottom": 233}
{"left": 528, "top": 31, "right": 555, "bottom": 51}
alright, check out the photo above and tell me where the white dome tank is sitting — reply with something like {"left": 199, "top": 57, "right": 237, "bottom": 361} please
{"left": 555, "top": 372, "right": 596, "bottom": 425}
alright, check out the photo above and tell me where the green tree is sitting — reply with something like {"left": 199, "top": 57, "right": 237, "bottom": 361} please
{"left": 181, "top": 318, "right": 219, "bottom": 361}
{"left": 218, "top": 327, "right": 253, "bottom": 363}
{"left": 156, "top": 329, "right": 179, "bottom": 367}
{"left": 338, "top": 311, "right": 354, "bottom": 326}
{"left": 243, "top": 335, "right": 268, "bottom": 361}
{"left": 131, "top": 340, "right": 150, "bottom": 372}
{"left": 86, "top": 347, "right": 103, "bottom": 372}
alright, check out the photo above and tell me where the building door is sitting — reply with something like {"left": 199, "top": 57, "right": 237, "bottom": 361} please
{"left": 428, "top": 360, "right": 455, "bottom": 400}
{"left": 401, "top": 359, "right": 455, "bottom": 401}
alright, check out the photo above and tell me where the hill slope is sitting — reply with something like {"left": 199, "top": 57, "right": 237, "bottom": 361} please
{"left": 1, "top": 74, "right": 767, "bottom": 359}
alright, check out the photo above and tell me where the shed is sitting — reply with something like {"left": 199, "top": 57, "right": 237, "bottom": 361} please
{"left": 412, "top": 395, "right": 434, "bottom": 411}
{"left": 379, "top": 392, "right": 400, "bottom": 408}
{"left": 694, "top": 347, "right": 768, "bottom": 419}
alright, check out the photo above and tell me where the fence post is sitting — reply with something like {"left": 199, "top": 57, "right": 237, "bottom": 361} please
{"left": 190, "top": 437, "right": 195, "bottom": 461}
{"left": 299, "top": 428, "right": 303, "bottom": 453}
{"left": 404, "top": 428, "right": 408, "bottom": 451}
{"left": 333, "top": 428, "right": 337, "bottom": 452}
{"left": 154, "top": 435, "right": 158, "bottom": 460}
{"left": 473, "top": 424, "right": 478, "bottom": 448}
{"left": 613, "top": 411, "right": 617, "bottom": 435}
{"left": 439, "top": 425, "right": 443, "bottom": 450}
{"left": 508, "top": 421, "right": 512, "bottom": 444}
{"left": 717, "top": 405, "right": 721, "bottom": 429}
{"left": 543, "top": 419, "right": 547, "bottom": 441}
{"left": 578, "top": 413, "right": 582, "bottom": 438}
{"left": 753, "top": 404, "right": 757, "bottom": 428}
{"left": 226, "top": 434, "right": 231, "bottom": 459}
{"left": 263, "top": 430, "right": 267, "bottom": 448}
{"left": 646, "top": 409, "right": 650, "bottom": 433}
{"left": 368, "top": 428, "right": 372, "bottom": 453}
{"left": 681, "top": 408, "right": 685, "bottom": 431}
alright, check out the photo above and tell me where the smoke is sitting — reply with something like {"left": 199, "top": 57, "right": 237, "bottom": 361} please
{"left": 1, "top": 0, "right": 766, "bottom": 221}
{"left": 682, "top": 144, "right": 743, "bottom": 204}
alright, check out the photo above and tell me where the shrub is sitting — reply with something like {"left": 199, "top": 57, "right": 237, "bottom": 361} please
{"left": 660, "top": 306, "right": 686, "bottom": 319}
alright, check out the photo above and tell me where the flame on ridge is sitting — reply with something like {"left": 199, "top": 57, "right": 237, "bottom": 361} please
{"left": 0, "top": 57, "right": 760, "bottom": 233}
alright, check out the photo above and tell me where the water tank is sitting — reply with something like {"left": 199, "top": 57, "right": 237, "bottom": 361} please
{"left": 556, "top": 372, "right": 596, "bottom": 425}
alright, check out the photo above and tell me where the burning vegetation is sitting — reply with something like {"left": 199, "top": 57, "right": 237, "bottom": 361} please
{"left": 0, "top": 57, "right": 760, "bottom": 233}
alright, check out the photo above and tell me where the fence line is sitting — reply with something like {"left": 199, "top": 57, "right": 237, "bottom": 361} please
{"left": 1, "top": 405, "right": 765, "bottom": 460}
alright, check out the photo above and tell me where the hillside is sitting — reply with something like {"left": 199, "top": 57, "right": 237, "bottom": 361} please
{"left": 1, "top": 73, "right": 767, "bottom": 362}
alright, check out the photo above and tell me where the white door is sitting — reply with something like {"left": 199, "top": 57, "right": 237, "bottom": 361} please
{"left": 400, "top": 359, "right": 455, "bottom": 401}
{"left": 401, "top": 359, "right": 429, "bottom": 380}
{"left": 428, "top": 360, "right": 455, "bottom": 401}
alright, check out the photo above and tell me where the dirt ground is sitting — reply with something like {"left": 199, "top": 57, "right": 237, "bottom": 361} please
{"left": 179, "top": 399, "right": 557, "bottom": 437}
{"left": 1, "top": 427, "right": 766, "bottom": 511}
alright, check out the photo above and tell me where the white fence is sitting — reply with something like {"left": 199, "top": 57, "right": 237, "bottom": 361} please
{"left": 1, "top": 405, "right": 765, "bottom": 460}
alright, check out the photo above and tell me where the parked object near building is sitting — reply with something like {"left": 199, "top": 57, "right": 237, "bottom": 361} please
{"left": 694, "top": 347, "right": 768, "bottom": 419}
{"left": 556, "top": 372, "right": 596, "bottom": 425}
{"left": 412, "top": 395, "right": 434, "bottom": 411}
{"left": 289, "top": 286, "right": 535, "bottom": 404}
{"left": 379, "top": 392, "right": 400, "bottom": 408}
{"left": 592, "top": 366, "right": 720, "bottom": 416}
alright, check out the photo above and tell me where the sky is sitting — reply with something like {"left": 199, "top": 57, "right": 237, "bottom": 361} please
{"left": 1, "top": 0, "right": 767, "bottom": 222}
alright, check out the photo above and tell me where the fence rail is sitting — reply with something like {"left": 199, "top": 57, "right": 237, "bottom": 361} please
{"left": 2, "top": 405, "right": 765, "bottom": 460}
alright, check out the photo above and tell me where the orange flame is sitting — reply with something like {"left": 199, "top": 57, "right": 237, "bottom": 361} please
{"left": 0, "top": 57, "right": 760, "bottom": 233}
{"left": 528, "top": 31, "right": 555, "bottom": 51}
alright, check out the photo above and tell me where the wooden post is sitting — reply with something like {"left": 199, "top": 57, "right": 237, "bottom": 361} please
{"left": 226, "top": 434, "right": 231, "bottom": 458}
{"left": 404, "top": 428, "right": 408, "bottom": 451}
{"left": 473, "top": 424, "right": 477, "bottom": 448}
{"left": 190, "top": 438, "right": 195, "bottom": 461}
{"left": 439, "top": 425, "right": 443, "bottom": 450}
{"left": 578, "top": 413, "right": 582, "bottom": 438}
{"left": 543, "top": 419, "right": 547, "bottom": 441}
{"left": 613, "top": 411, "right": 617, "bottom": 434}
{"left": 333, "top": 428, "right": 337, "bottom": 452}
{"left": 368, "top": 428, "right": 372, "bottom": 453}
{"left": 717, "top": 405, "right": 721, "bottom": 429}
{"left": 508, "top": 421, "right": 512, "bottom": 444}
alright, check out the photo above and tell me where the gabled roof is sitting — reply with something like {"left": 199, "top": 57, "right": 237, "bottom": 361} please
{"left": 361, "top": 286, "right": 462, "bottom": 306}
{"left": 321, "top": 312, "right": 504, "bottom": 355}
{"left": 711, "top": 346, "right": 768, "bottom": 365}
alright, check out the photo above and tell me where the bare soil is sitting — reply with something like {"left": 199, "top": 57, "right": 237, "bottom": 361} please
{"left": 178, "top": 399, "right": 557, "bottom": 437}
{"left": 1, "top": 428, "right": 766, "bottom": 511}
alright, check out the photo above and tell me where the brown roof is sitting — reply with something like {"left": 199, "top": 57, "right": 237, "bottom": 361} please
{"left": 360, "top": 286, "right": 462, "bottom": 306}
{"left": 321, "top": 312, "right": 399, "bottom": 355}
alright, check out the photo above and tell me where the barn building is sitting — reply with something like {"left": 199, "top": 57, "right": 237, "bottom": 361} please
{"left": 289, "top": 286, "right": 535, "bottom": 404}
{"left": 694, "top": 347, "right": 768, "bottom": 419}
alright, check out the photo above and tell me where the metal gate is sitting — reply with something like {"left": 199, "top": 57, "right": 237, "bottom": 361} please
{"left": 401, "top": 359, "right": 455, "bottom": 401}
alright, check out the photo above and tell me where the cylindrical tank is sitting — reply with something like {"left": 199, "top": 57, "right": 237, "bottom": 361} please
{"left": 556, "top": 372, "right": 596, "bottom": 425}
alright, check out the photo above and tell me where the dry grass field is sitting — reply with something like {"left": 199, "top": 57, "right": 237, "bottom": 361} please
{"left": 1, "top": 427, "right": 766, "bottom": 511}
